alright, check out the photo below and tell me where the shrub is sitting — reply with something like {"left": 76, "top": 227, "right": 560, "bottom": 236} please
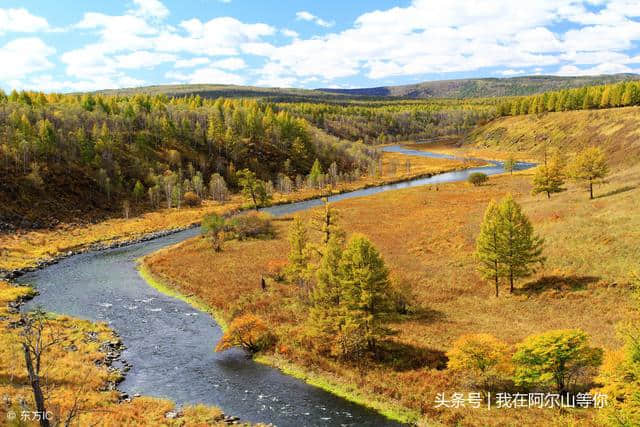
{"left": 183, "top": 191, "right": 201, "bottom": 207}
{"left": 226, "top": 212, "right": 275, "bottom": 240}
{"left": 513, "top": 329, "right": 603, "bottom": 393}
{"left": 468, "top": 172, "right": 489, "bottom": 186}
{"left": 447, "top": 333, "right": 513, "bottom": 392}
{"left": 202, "top": 213, "right": 226, "bottom": 252}
{"left": 215, "top": 314, "right": 275, "bottom": 354}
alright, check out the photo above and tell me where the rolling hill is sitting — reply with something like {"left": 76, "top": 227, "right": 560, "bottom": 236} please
{"left": 317, "top": 74, "right": 640, "bottom": 99}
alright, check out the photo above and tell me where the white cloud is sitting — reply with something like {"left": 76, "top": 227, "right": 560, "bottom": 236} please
{"left": 211, "top": 57, "right": 246, "bottom": 70}
{"left": 130, "top": 0, "right": 170, "bottom": 19}
{"left": 281, "top": 29, "right": 299, "bottom": 38}
{"left": 114, "top": 51, "right": 177, "bottom": 69}
{"left": 0, "top": 8, "right": 49, "bottom": 34}
{"left": 501, "top": 69, "right": 526, "bottom": 76}
{"left": 0, "top": 38, "right": 55, "bottom": 80}
{"left": 555, "top": 62, "right": 634, "bottom": 76}
{"left": 174, "top": 57, "right": 210, "bottom": 68}
{"left": 296, "top": 11, "right": 334, "bottom": 28}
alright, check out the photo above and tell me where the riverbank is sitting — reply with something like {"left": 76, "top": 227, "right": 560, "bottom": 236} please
{"left": 0, "top": 281, "right": 239, "bottom": 425}
{"left": 1, "top": 150, "right": 481, "bottom": 278}
{"left": 138, "top": 261, "right": 419, "bottom": 424}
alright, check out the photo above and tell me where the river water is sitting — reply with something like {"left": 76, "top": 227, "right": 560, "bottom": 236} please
{"left": 18, "top": 147, "right": 534, "bottom": 426}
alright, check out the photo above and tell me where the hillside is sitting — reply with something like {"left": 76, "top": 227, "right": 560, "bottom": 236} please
{"left": 319, "top": 74, "right": 640, "bottom": 99}
{"left": 466, "top": 106, "right": 640, "bottom": 166}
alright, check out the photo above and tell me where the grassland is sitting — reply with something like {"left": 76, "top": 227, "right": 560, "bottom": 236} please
{"left": 143, "top": 141, "right": 640, "bottom": 425}
{"left": 0, "top": 151, "right": 477, "bottom": 274}
{"left": 0, "top": 281, "right": 236, "bottom": 426}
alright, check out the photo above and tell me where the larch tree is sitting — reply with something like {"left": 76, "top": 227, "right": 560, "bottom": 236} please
{"left": 503, "top": 156, "right": 517, "bottom": 175}
{"left": 497, "top": 195, "right": 545, "bottom": 293}
{"left": 338, "top": 234, "right": 392, "bottom": 355}
{"left": 285, "top": 217, "right": 311, "bottom": 286}
{"left": 531, "top": 154, "right": 565, "bottom": 199}
{"left": 237, "top": 169, "right": 271, "bottom": 210}
{"left": 475, "top": 200, "right": 504, "bottom": 297}
{"left": 567, "top": 147, "right": 609, "bottom": 199}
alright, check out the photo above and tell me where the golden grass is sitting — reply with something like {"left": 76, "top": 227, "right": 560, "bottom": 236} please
{"left": 0, "top": 281, "right": 238, "bottom": 426}
{"left": 0, "top": 151, "right": 475, "bottom": 273}
{"left": 143, "top": 152, "right": 640, "bottom": 425}
{"left": 468, "top": 106, "right": 640, "bottom": 166}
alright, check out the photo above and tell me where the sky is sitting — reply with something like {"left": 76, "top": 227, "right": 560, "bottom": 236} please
{"left": 1, "top": 0, "right": 640, "bottom": 92}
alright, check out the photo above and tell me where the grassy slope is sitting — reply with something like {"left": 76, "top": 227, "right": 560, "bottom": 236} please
{"left": 467, "top": 106, "right": 640, "bottom": 166}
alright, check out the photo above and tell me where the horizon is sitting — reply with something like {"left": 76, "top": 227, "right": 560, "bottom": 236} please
{"left": 2, "top": 1, "right": 640, "bottom": 93}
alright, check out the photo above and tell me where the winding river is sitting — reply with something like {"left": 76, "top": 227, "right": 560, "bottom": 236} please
{"left": 18, "top": 147, "right": 534, "bottom": 426}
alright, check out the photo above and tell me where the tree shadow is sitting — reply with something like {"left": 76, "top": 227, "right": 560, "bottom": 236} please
{"left": 595, "top": 185, "right": 636, "bottom": 199}
{"left": 375, "top": 340, "right": 448, "bottom": 372}
{"left": 516, "top": 275, "right": 600, "bottom": 295}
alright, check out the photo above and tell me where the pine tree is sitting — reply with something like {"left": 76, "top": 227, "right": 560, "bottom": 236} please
{"left": 338, "top": 234, "right": 392, "bottom": 354}
{"left": 308, "top": 158, "right": 323, "bottom": 188}
{"left": 497, "top": 195, "right": 545, "bottom": 293}
{"left": 475, "top": 200, "right": 503, "bottom": 297}
{"left": 132, "top": 180, "right": 145, "bottom": 203}
{"left": 567, "top": 147, "right": 609, "bottom": 199}
{"left": 310, "top": 198, "right": 341, "bottom": 245}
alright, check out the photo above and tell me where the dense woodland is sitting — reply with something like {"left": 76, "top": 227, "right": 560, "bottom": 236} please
{"left": 498, "top": 80, "right": 640, "bottom": 116}
{"left": 0, "top": 90, "right": 376, "bottom": 226}
{"left": 276, "top": 100, "right": 496, "bottom": 143}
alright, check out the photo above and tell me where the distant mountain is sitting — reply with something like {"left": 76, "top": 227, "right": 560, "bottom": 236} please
{"left": 316, "top": 74, "right": 640, "bottom": 99}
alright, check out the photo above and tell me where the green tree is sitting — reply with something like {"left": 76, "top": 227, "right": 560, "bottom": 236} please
{"left": 285, "top": 217, "right": 311, "bottom": 286}
{"left": 567, "top": 147, "right": 609, "bottom": 199}
{"left": 310, "top": 198, "right": 342, "bottom": 245}
{"left": 513, "top": 329, "right": 603, "bottom": 393}
{"left": 531, "top": 159, "right": 564, "bottom": 199}
{"left": 308, "top": 158, "right": 323, "bottom": 188}
{"left": 132, "top": 180, "right": 145, "bottom": 204}
{"left": 497, "top": 195, "right": 545, "bottom": 293}
{"left": 237, "top": 169, "right": 271, "bottom": 210}
{"left": 202, "top": 213, "right": 226, "bottom": 252}
{"left": 503, "top": 156, "right": 517, "bottom": 175}
{"left": 338, "top": 234, "right": 392, "bottom": 354}
{"left": 475, "top": 200, "right": 504, "bottom": 297}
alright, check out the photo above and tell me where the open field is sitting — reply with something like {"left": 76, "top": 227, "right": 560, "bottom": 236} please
{"left": 0, "top": 281, "right": 235, "bottom": 426}
{"left": 144, "top": 150, "right": 640, "bottom": 425}
{"left": 0, "top": 151, "right": 472, "bottom": 274}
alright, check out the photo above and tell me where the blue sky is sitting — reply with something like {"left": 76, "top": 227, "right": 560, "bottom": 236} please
{"left": 1, "top": 0, "right": 640, "bottom": 92}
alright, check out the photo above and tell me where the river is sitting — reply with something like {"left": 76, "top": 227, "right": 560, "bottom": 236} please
{"left": 18, "top": 147, "right": 534, "bottom": 426}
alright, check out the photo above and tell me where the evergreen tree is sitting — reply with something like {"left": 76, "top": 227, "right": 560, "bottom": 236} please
{"left": 132, "top": 180, "right": 145, "bottom": 203}
{"left": 308, "top": 158, "right": 323, "bottom": 188}
{"left": 566, "top": 147, "right": 609, "bottom": 199}
{"left": 497, "top": 195, "right": 545, "bottom": 293}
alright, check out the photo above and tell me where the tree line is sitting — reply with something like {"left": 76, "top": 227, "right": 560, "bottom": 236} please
{"left": 497, "top": 80, "right": 640, "bottom": 116}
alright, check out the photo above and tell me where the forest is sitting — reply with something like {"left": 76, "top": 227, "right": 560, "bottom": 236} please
{"left": 0, "top": 91, "right": 376, "bottom": 226}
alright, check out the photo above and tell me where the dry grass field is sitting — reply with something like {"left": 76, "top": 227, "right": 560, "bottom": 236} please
{"left": 144, "top": 149, "right": 640, "bottom": 425}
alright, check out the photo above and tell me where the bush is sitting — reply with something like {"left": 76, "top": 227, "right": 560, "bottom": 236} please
{"left": 513, "top": 329, "right": 603, "bottom": 393}
{"left": 226, "top": 212, "right": 275, "bottom": 240}
{"left": 183, "top": 191, "right": 201, "bottom": 207}
{"left": 447, "top": 333, "right": 513, "bottom": 392}
{"left": 215, "top": 314, "right": 275, "bottom": 354}
{"left": 468, "top": 172, "right": 489, "bottom": 186}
